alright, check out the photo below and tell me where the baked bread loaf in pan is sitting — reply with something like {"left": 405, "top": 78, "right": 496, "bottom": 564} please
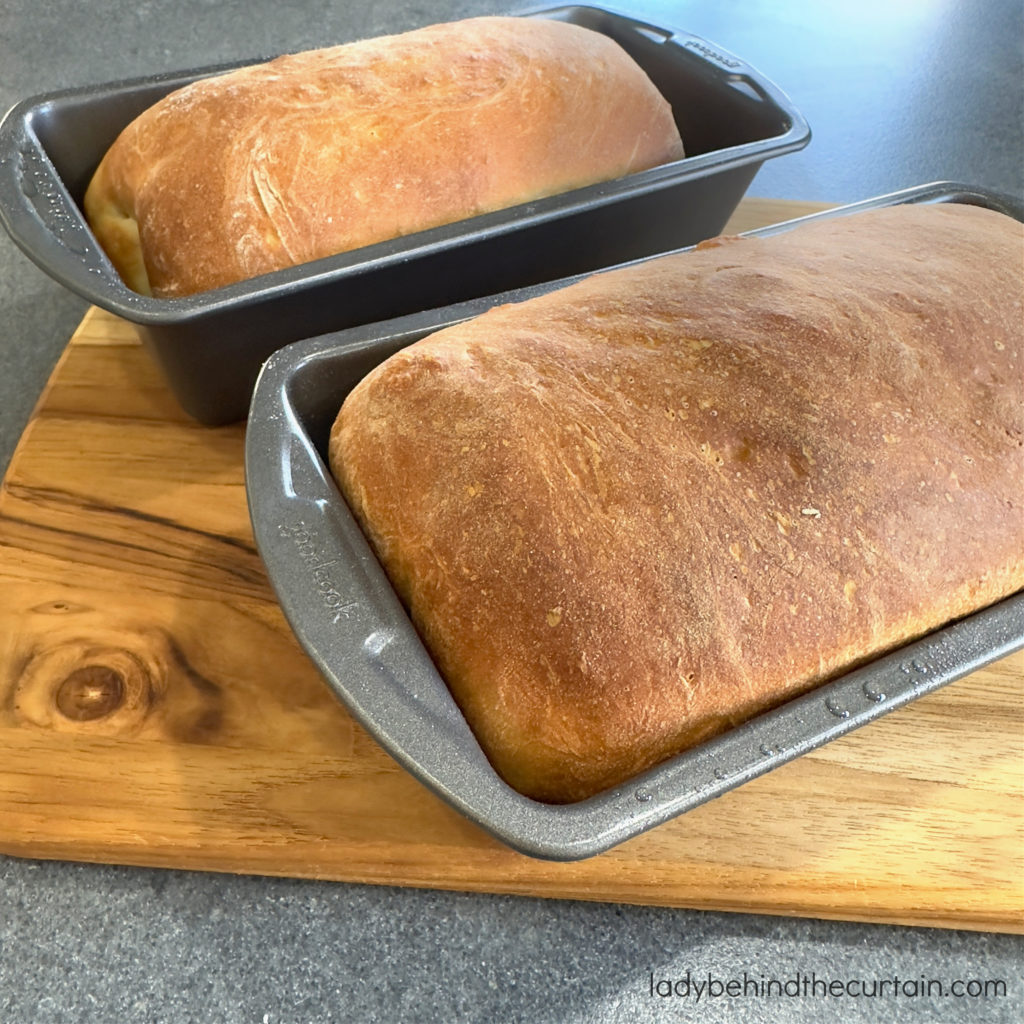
{"left": 82, "top": 16, "right": 683, "bottom": 298}
{"left": 328, "top": 202, "right": 1024, "bottom": 804}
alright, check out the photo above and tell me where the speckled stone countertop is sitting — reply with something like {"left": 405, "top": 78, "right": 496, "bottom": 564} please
{"left": 1, "top": 2, "right": 1021, "bottom": 1021}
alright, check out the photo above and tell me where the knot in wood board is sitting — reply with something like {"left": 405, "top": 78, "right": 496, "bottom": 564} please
{"left": 9, "top": 624, "right": 224, "bottom": 741}
{"left": 55, "top": 665, "right": 126, "bottom": 721}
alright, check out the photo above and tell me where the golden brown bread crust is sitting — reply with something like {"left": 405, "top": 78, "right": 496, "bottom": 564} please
{"left": 82, "top": 17, "right": 683, "bottom": 297}
{"left": 328, "top": 203, "right": 1024, "bottom": 803}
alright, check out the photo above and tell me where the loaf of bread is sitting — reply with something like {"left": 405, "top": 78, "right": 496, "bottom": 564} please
{"left": 328, "top": 203, "right": 1024, "bottom": 803}
{"left": 82, "top": 17, "right": 683, "bottom": 298}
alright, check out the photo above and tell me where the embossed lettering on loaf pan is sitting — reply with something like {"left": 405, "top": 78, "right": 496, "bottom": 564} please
{"left": 0, "top": 4, "right": 810, "bottom": 425}
{"left": 245, "top": 182, "right": 1024, "bottom": 860}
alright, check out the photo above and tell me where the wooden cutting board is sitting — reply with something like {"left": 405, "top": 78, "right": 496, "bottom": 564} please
{"left": 1, "top": 198, "right": 1021, "bottom": 933}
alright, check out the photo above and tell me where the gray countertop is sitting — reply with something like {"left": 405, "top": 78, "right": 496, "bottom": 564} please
{"left": 1, "top": 1, "right": 1021, "bottom": 1021}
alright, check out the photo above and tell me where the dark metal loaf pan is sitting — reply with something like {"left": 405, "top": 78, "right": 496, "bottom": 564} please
{"left": 244, "top": 182, "right": 1024, "bottom": 861}
{"left": 0, "top": 4, "right": 809, "bottom": 425}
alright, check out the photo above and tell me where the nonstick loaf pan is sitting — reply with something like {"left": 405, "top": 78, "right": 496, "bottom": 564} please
{"left": 0, "top": 4, "right": 809, "bottom": 425}
{"left": 244, "top": 181, "right": 1024, "bottom": 860}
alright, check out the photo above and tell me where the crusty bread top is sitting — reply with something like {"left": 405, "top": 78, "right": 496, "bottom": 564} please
{"left": 329, "top": 203, "right": 1024, "bottom": 803}
{"left": 82, "top": 17, "right": 684, "bottom": 297}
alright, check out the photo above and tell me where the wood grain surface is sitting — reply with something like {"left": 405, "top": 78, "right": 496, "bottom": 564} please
{"left": 1, "top": 198, "right": 1021, "bottom": 932}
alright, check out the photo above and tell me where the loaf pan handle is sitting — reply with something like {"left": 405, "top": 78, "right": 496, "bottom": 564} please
{"left": 666, "top": 27, "right": 812, "bottom": 151}
{"left": 0, "top": 99, "right": 123, "bottom": 304}
{"left": 528, "top": 5, "right": 811, "bottom": 160}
